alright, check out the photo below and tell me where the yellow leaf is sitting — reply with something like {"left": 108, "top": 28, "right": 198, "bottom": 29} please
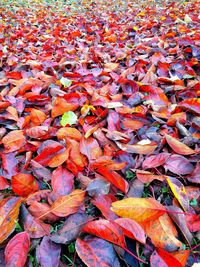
{"left": 111, "top": 198, "right": 165, "bottom": 224}
{"left": 137, "top": 11, "right": 145, "bottom": 17}
{"left": 166, "top": 177, "right": 189, "bottom": 211}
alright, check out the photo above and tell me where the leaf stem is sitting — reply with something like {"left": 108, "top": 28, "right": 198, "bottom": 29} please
{"left": 122, "top": 246, "right": 147, "bottom": 264}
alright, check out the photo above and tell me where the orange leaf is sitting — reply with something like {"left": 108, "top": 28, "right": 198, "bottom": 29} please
{"left": 136, "top": 170, "right": 167, "bottom": 183}
{"left": 143, "top": 213, "right": 182, "bottom": 251}
{"left": 30, "top": 108, "right": 46, "bottom": 126}
{"left": 165, "top": 134, "right": 195, "bottom": 155}
{"left": 47, "top": 148, "right": 70, "bottom": 168}
{"left": 178, "top": 98, "right": 200, "bottom": 115}
{"left": 48, "top": 189, "right": 85, "bottom": 217}
{"left": 0, "top": 197, "right": 22, "bottom": 244}
{"left": 12, "top": 173, "right": 39, "bottom": 197}
{"left": 111, "top": 198, "right": 165, "bottom": 224}
{"left": 116, "top": 141, "right": 157, "bottom": 154}
{"left": 51, "top": 97, "right": 78, "bottom": 118}
{"left": 2, "top": 130, "right": 26, "bottom": 153}
{"left": 171, "top": 250, "right": 190, "bottom": 267}
{"left": 57, "top": 127, "right": 82, "bottom": 141}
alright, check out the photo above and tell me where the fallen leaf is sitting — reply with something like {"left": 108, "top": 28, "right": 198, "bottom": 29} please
{"left": 0, "top": 197, "right": 21, "bottom": 244}
{"left": 51, "top": 212, "right": 89, "bottom": 244}
{"left": 12, "top": 173, "right": 39, "bottom": 197}
{"left": 2, "top": 130, "right": 26, "bottom": 153}
{"left": 76, "top": 236, "right": 121, "bottom": 267}
{"left": 150, "top": 248, "right": 183, "bottom": 267}
{"left": 80, "top": 137, "right": 102, "bottom": 161}
{"left": 60, "top": 77, "right": 72, "bottom": 88}
{"left": 165, "top": 134, "right": 195, "bottom": 155}
{"left": 36, "top": 236, "right": 61, "bottom": 267}
{"left": 111, "top": 198, "right": 166, "bottom": 224}
{"left": 52, "top": 166, "right": 74, "bottom": 196}
{"left": 21, "top": 205, "right": 51, "bottom": 238}
{"left": 143, "top": 213, "right": 182, "bottom": 251}
{"left": 60, "top": 111, "right": 78, "bottom": 126}
{"left": 115, "top": 218, "right": 146, "bottom": 244}
{"left": 5, "top": 232, "right": 30, "bottom": 267}
{"left": 116, "top": 141, "right": 157, "bottom": 155}
{"left": 164, "top": 154, "right": 194, "bottom": 175}
{"left": 47, "top": 189, "right": 85, "bottom": 218}
{"left": 82, "top": 219, "right": 126, "bottom": 247}
{"left": 167, "top": 206, "right": 193, "bottom": 244}
{"left": 95, "top": 167, "right": 129, "bottom": 193}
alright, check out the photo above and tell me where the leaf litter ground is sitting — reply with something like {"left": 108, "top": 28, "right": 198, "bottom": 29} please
{"left": 0, "top": 0, "right": 199, "bottom": 266}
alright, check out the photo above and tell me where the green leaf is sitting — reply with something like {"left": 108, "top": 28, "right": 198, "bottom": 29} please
{"left": 125, "top": 170, "right": 134, "bottom": 180}
{"left": 190, "top": 198, "right": 198, "bottom": 207}
{"left": 60, "top": 77, "right": 73, "bottom": 88}
{"left": 61, "top": 111, "right": 77, "bottom": 126}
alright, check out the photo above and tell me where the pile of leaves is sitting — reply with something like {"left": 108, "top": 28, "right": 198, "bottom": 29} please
{"left": 0, "top": 0, "right": 199, "bottom": 266}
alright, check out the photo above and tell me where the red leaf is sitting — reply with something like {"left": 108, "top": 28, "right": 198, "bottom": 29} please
{"left": 178, "top": 98, "right": 200, "bottom": 115}
{"left": 28, "top": 201, "right": 59, "bottom": 222}
{"left": 150, "top": 248, "right": 182, "bottom": 267}
{"left": 95, "top": 167, "right": 129, "bottom": 193}
{"left": 12, "top": 173, "right": 39, "bottom": 197}
{"left": 21, "top": 205, "right": 51, "bottom": 238}
{"left": 82, "top": 219, "right": 126, "bottom": 247}
{"left": 91, "top": 194, "right": 118, "bottom": 220}
{"left": 115, "top": 218, "right": 146, "bottom": 244}
{"left": 33, "top": 142, "right": 64, "bottom": 166}
{"left": 142, "top": 153, "right": 170, "bottom": 169}
{"left": 5, "top": 232, "right": 30, "bottom": 267}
